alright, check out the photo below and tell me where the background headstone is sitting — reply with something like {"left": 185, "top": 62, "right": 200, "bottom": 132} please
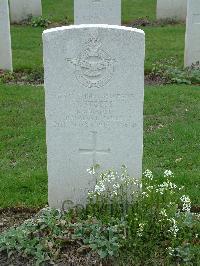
{"left": 184, "top": 0, "right": 200, "bottom": 67}
{"left": 43, "top": 25, "right": 145, "bottom": 208}
{"left": 9, "top": 0, "right": 42, "bottom": 23}
{"left": 157, "top": 0, "right": 187, "bottom": 21}
{"left": 0, "top": 0, "right": 12, "bottom": 71}
{"left": 74, "top": 0, "right": 121, "bottom": 25}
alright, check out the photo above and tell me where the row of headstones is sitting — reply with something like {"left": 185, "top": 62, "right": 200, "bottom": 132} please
{"left": 9, "top": 0, "right": 190, "bottom": 24}
{"left": 0, "top": 0, "right": 191, "bottom": 24}
{"left": 1, "top": 0, "right": 200, "bottom": 72}
{"left": 0, "top": 0, "right": 42, "bottom": 71}
{"left": 158, "top": 0, "right": 200, "bottom": 67}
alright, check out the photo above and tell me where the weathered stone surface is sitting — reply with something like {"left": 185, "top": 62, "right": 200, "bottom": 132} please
{"left": 157, "top": 0, "right": 187, "bottom": 21}
{"left": 9, "top": 0, "right": 42, "bottom": 23}
{"left": 185, "top": 0, "right": 200, "bottom": 66}
{"left": 74, "top": 0, "right": 121, "bottom": 25}
{"left": 43, "top": 25, "right": 145, "bottom": 208}
{"left": 0, "top": 0, "right": 12, "bottom": 71}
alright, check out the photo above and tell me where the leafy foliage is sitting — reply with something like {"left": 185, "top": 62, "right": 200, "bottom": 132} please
{"left": 150, "top": 58, "right": 200, "bottom": 85}
{"left": 0, "top": 167, "right": 199, "bottom": 265}
{"left": 0, "top": 70, "right": 43, "bottom": 85}
{"left": 31, "top": 16, "right": 51, "bottom": 28}
{"left": 0, "top": 71, "right": 15, "bottom": 83}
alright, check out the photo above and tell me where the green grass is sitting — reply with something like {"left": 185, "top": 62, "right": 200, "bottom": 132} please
{"left": 0, "top": 84, "right": 199, "bottom": 208}
{"left": 122, "top": 0, "right": 156, "bottom": 23}
{"left": 42, "top": 0, "right": 74, "bottom": 23}
{"left": 144, "top": 85, "right": 200, "bottom": 204}
{"left": 144, "top": 24, "right": 185, "bottom": 71}
{"left": 41, "top": 0, "right": 157, "bottom": 23}
{"left": 10, "top": 24, "right": 185, "bottom": 72}
{"left": 0, "top": 85, "right": 47, "bottom": 207}
{"left": 11, "top": 26, "right": 43, "bottom": 72}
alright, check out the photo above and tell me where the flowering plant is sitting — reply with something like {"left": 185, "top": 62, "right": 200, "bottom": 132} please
{"left": 0, "top": 167, "right": 199, "bottom": 265}
{"left": 85, "top": 166, "right": 199, "bottom": 264}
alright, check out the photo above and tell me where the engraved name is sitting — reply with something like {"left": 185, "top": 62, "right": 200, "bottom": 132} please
{"left": 49, "top": 92, "right": 137, "bottom": 129}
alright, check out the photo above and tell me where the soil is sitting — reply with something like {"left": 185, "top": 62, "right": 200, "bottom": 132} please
{"left": 0, "top": 207, "right": 109, "bottom": 266}
{"left": 0, "top": 249, "right": 105, "bottom": 266}
{"left": 0, "top": 207, "right": 39, "bottom": 234}
{"left": 0, "top": 70, "right": 166, "bottom": 87}
{"left": 144, "top": 74, "right": 166, "bottom": 86}
{"left": 126, "top": 17, "right": 185, "bottom": 28}
{"left": 12, "top": 16, "right": 184, "bottom": 29}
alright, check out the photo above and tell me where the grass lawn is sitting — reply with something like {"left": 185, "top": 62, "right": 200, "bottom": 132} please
{"left": 0, "top": 84, "right": 199, "bottom": 208}
{"left": 11, "top": 24, "right": 185, "bottom": 72}
{"left": 144, "top": 25, "right": 185, "bottom": 71}
{"left": 11, "top": 26, "right": 43, "bottom": 72}
{"left": 0, "top": 85, "right": 47, "bottom": 208}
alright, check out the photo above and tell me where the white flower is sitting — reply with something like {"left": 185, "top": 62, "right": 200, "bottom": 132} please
{"left": 168, "top": 218, "right": 179, "bottom": 237}
{"left": 180, "top": 195, "right": 191, "bottom": 212}
{"left": 137, "top": 223, "right": 145, "bottom": 237}
{"left": 87, "top": 167, "right": 96, "bottom": 175}
{"left": 113, "top": 183, "right": 120, "bottom": 189}
{"left": 160, "top": 208, "right": 167, "bottom": 217}
{"left": 142, "top": 192, "right": 149, "bottom": 198}
{"left": 146, "top": 185, "right": 154, "bottom": 192}
{"left": 111, "top": 190, "right": 118, "bottom": 197}
{"left": 155, "top": 180, "right": 178, "bottom": 194}
{"left": 87, "top": 191, "right": 95, "bottom": 198}
{"left": 168, "top": 182, "right": 177, "bottom": 189}
{"left": 167, "top": 247, "right": 175, "bottom": 256}
{"left": 108, "top": 171, "right": 116, "bottom": 180}
{"left": 94, "top": 184, "right": 106, "bottom": 195}
{"left": 164, "top": 170, "right": 174, "bottom": 178}
{"left": 143, "top": 169, "right": 153, "bottom": 180}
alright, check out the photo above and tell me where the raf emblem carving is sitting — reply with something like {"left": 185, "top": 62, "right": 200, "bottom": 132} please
{"left": 67, "top": 35, "right": 115, "bottom": 88}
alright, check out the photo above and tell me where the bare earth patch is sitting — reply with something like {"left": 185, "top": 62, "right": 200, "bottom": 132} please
{"left": 0, "top": 207, "right": 38, "bottom": 234}
{"left": 0, "top": 208, "right": 110, "bottom": 266}
{"left": 0, "top": 70, "right": 165, "bottom": 86}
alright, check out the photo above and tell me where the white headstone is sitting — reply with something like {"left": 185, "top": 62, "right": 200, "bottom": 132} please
{"left": 157, "top": 0, "right": 187, "bottom": 21}
{"left": 9, "top": 0, "right": 42, "bottom": 23}
{"left": 0, "top": 0, "right": 12, "bottom": 71}
{"left": 43, "top": 25, "right": 145, "bottom": 208}
{"left": 74, "top": 0, "right": 121, "bottom": 25}
{"left": 184, "top": 0, "right": 200, "bottom": 67}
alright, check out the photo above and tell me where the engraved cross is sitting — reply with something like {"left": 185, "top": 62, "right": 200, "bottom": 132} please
{"left": 79, "top": 131, "right": 111, "bottom": 166}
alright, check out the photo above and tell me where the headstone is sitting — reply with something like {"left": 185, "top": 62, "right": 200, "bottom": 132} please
{"left": 184, "top": 0, "right": 200, "bottom": 66}
{"left": 157, "top": 0, "right": 187, "bottom": 21}
{"left": 43, "top": 25, "right": 145, "bottom": 209}
{"left": 74, "top": 0, "right": 121, "bottom": 25}
{"left": 0, "top": 0, "right": 12, "bottom": 71}
{"left": 9, "top": 0, "right": 42, "bottom": 23}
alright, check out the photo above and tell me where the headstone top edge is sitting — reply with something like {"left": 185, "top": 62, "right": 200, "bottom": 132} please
{"left": 43, "top": 24, "right": 145, "bottom": 36}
